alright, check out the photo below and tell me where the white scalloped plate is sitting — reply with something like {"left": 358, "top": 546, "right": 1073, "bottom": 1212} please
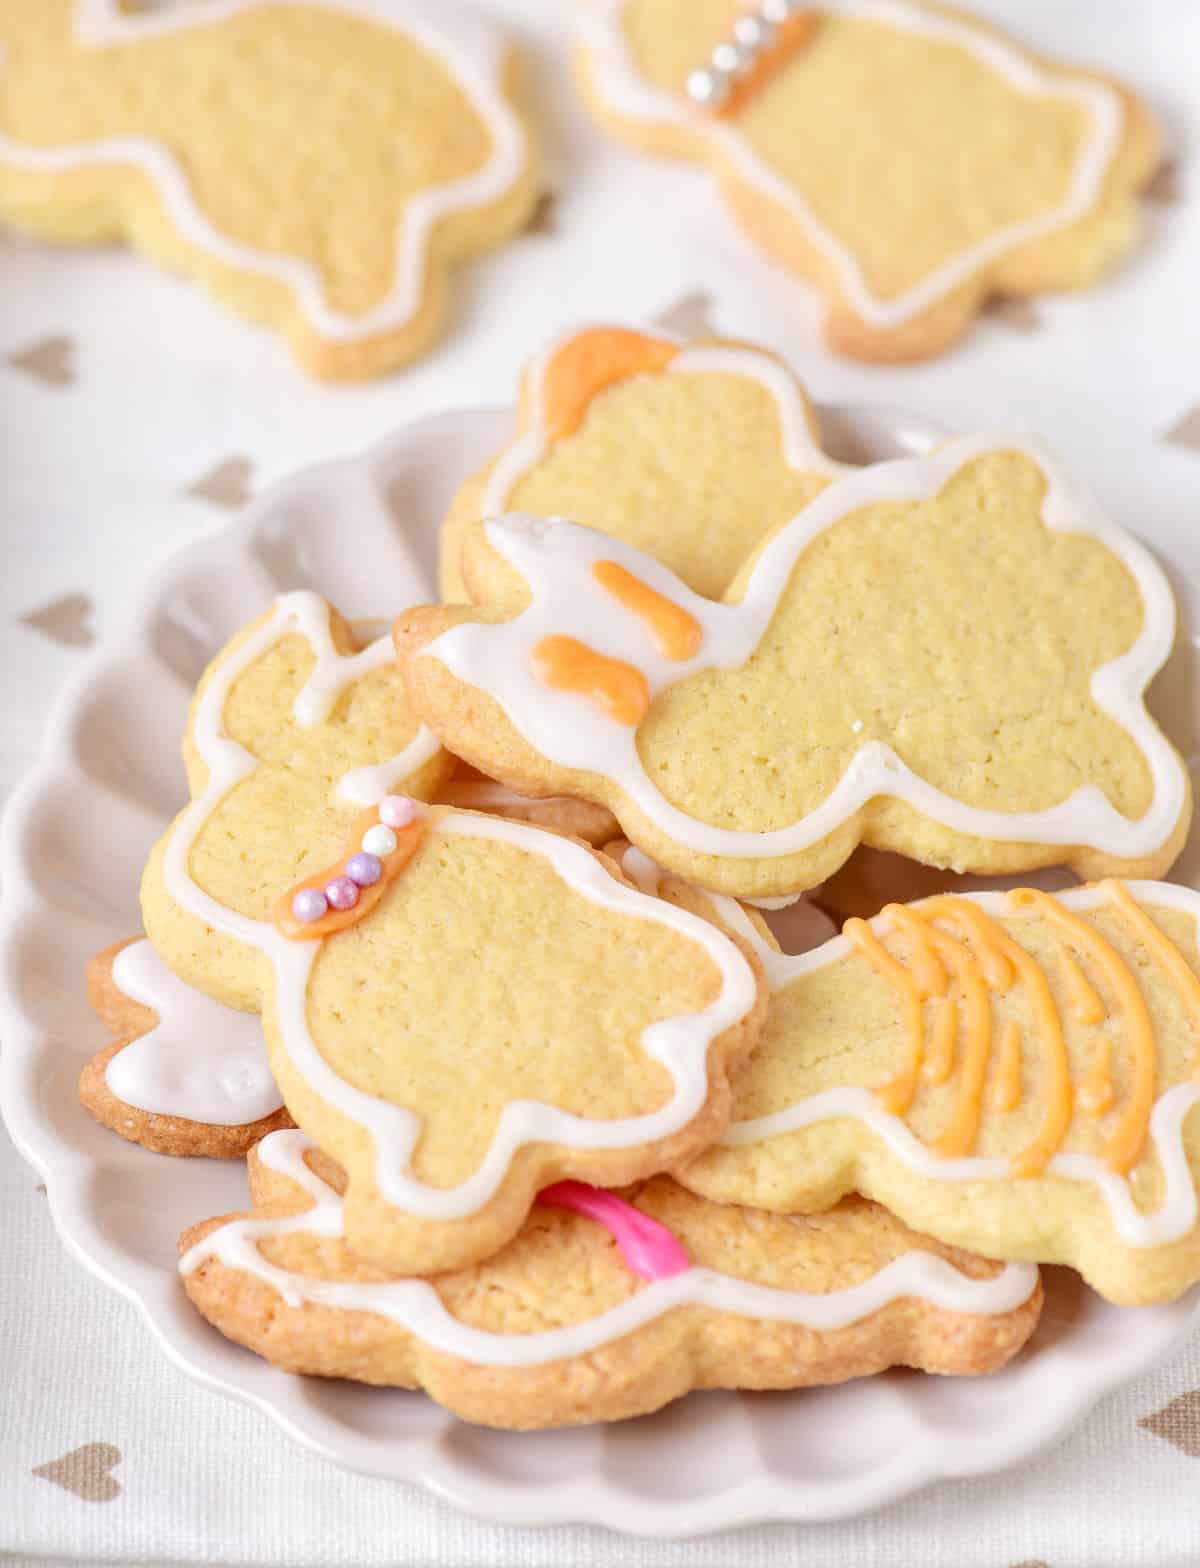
{"left": 2, "top": 405, "right": 1199, "bottom": 1537}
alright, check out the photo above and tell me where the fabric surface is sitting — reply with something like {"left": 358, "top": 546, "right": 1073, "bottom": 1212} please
{"left": 3, "top": 0, "right": 1200, "bottom": 1562}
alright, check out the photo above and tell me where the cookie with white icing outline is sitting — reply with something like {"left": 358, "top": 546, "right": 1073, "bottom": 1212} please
{"left": 439, "top": 324, "right": 844, "bottom": 603}
{"left": 81, "top": 936, "right": 291, "bottom": 1158}
{"left": 178, "top": 1128, "right": 1041, "bottom": 1427}
{"left": 575, "top": 0, "right": 1160, "bottom": 362}
{"left": 251, "top": 802, "right": 766, "bottom": 1273}
{"left": 398, "top": 437, "right": 1191, "bottom": 900}
{"left": 141, "top": 591, "right": 451, "bottom": 1014}
{"left": 675, "top": 878, "right": 1200, "bottom": 1306}
{"left": 0, "top": 0, "right": 540, "bottom": 379}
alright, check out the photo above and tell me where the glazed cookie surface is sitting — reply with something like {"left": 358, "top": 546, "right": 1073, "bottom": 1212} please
{"left": 81, "top": 937, "right": 290, "bottom": 1158}
{"left": 677, "top": 879, "right": 1200, "bottom": 1306}
{"left": 179, "top": 1129, "right": 1041, "bottom": 1428}
{"left": 142, "top": 590, "right": 451, "bottom": 1014}
{"left": 398, "top": 437, "right": 1190, "bottom": 900}
{"left": 0, "top": 0, "right": 539, "bottom": 378}
{"left": 576, "top": 0, "right": 1160, "bottom": 362}
{"left": 439, "top": 324, "right": 844, "bottom": 602}
{"left": 254, "top": 803, "right": 766, "bottom": 1274}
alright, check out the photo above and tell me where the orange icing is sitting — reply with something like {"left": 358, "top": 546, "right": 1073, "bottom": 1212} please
{"left": 1056, "top": 940, "right": 1105, "bottom": 1024}
{"left": 989, "top": 1019, "right": 1023, "bottom": 1115}
{"left": 1009, "top": 889, "right": 1154, "bottom": 1176}
{"left": 882, "top": 905, "right": 948, "bottom": 1000}
{"left": 1104, "top": 879, "right": 1200, "bottom": 1080}
{"left": 592, "top": 560, "right": 702, "bottom": 661}
{"left": 273, "top": 806, "right": 429, "bottom": 941}
{"left": 708, "top": 12, "right": 821, "bottom": 120}
{"left": 1078, "top": 1035, "right": 1115, "bottom": 1118}
{"left": 844, "top": 916, "right": 923, "bottom": 1115}
{"left": 924, "top": 994, "right": 957, "bottom": 1086}
{"left": 532, "top": 635, "right": 650, "bottom": 726}
{"left": 924, "top": 923, "right": 992, "bottom": 1159}
{"left": 539, "top": 328, "right": 679, "bottom": 440}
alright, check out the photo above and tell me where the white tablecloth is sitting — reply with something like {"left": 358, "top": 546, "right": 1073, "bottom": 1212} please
{"left": 3, "top": 1, "right": 1200, "bottom": 1561}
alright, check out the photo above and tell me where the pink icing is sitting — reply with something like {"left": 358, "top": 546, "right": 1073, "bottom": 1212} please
{"left": 537, "top": 1181, "right": 690, "bottom": 1280}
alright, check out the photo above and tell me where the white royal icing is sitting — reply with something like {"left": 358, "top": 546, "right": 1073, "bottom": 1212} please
{"left": 716, "top": 879, "right": 1200, "bottom": 1250}
{"left": 163, "top": 593, "right": 760, "bottom": 1221}
{"left": 424, "top": 434, "right": 1185, "bottom": 864}
{"left": 0, "top": 0, "right": 528, "bottom": 342}
{"left": 579, "top": 0, "right": 1124, "bottom": 331}
{"left": 178, "top": 1128, "right": 1037, "bottom": 1368}
{"left": 105, "top": 939, "right": 280, "bottom": 1125}
{"left": 479, "top": 327, "right": 848, "bottom": 519}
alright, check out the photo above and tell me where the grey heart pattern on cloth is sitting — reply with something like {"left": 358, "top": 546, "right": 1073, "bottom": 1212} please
{"left": 32, "top": 1443, "right": 122, "bottom": 1501}
{"left": 1139, "top": 1391, "right": 1200, "bottom": 1456}
{"left": 185, "top": 455, "right": 255, "bottom": 509}
{"left": 525, "top": 190, "right": 557, "bottom": 236}
{"left": 653, "top": 289, "right": 719, "bottom": 341}
{"left": 982, "top": 295, "right": 1042, "bottom": 332}
{"left": 19, "top": 593, "right": 95, "bottom": 647}
{"left": 1165, "top": 407, "right": 1200, "bottom": 452}
{"left": 1145, "top": 157, "right": 1181, "bottom": 204}
{"left": 6, "top": 335, "right": 76, "bottom": 387}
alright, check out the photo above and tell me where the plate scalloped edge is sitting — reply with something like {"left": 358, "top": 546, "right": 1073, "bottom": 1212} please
{"left": 2, "top": 404, "right": 1198, "bottom": 1538}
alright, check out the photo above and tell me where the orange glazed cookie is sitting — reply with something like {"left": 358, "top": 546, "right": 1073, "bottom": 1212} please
{"left": 0, "top": 0, "right": 539, "bottom": 378}
{"left": 676, "top": 879, "right": 1200, "bottom": 1306}
{"left": 439, "top": 324, "right": 844, "bottom": 602}
{"left": 397, "top": 438, "right": 1190, "bottom": 900}
{"left": 179, "top": 1129, "right": 1041, "bottom": 1428}
{"left": 575, "top": 0, "right": 1160, "bottom": 362}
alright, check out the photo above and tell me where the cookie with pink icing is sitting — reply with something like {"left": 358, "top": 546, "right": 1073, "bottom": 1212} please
{"left": 575, "top": 1, "right": 1160, "bottom": 362}
{"left": 397, "top": 437, "right": 1191, "bottom": 900}
{"left": 178, "top": 1128, "right": 1041, "bottom": 1427}
{"left": 0, "top": 0, "right": 540, "bottom": 378}
{"left": 81, "top": 937, "right": 291, "bottom": 1158}
{"left": 439, "top": 323, "right": 845, "bottom": 603}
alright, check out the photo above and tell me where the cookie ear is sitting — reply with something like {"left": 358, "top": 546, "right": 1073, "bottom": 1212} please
{"left": 401, "top": 439, "right": 1190, "bottom": 898}
{"left": 142, "top": 592, "right": 450, "bottom": 1012}
{"left": 680, "top": 879, "right": 1200, "bottom": 1306}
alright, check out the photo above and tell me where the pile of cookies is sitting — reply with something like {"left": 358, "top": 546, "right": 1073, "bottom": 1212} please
{"left": 81, "top": 326, "right": 1200, "bottom": 1430}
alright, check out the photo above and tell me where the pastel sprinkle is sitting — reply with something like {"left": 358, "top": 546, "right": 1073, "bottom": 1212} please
{"left": 345, "top": 852, "right": 382, "bottom": 887}
{"left": 361, "top": 824, "right": 398, "bottom": 858}
{"left": 379, "top": 795, "right": 418, "bottom": 829}
{"left": 291, "top": 887, "right": 328, "bottom": 924}
{"left": 325, "top": 875, "right": 360, "bottom": 911}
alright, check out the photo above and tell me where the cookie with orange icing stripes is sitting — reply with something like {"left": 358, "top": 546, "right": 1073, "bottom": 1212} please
{"left": 574, "top": 1, "right": 1160, "bottom": 363}
{"left": 81, "top": 936, "right": 292, "bottom": 1158}
{"left": 439, "top": 324, "right": 844, "bottom": 603}
{"left": 397, "top": 437, "right": 1191, "bottom": 901}
{"left": 671, "top": 877, "right": 1200, "bottom": 1306}
{"left": 178, "top": 1128, "right": 1041, "bottom": 1427}
{"left": 0, "top": 1, "right": 539, "bottom": 379}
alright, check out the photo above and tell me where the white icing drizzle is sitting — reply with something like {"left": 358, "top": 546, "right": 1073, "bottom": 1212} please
{"left": 0, "top": 0, "right": 528, "bottom": 342}
{"left": 579, "top": 0, "right": 1124, "bottom": 331}
{"left": 480, "top": 329, "right": 847, "bottom": 520}
{"left": 717, "top": 879, "right": 1200, "bottom": 1249}
{"left": 162, "top": 592, "right": 759, "bottom": 1221}
{"left": 178, "top": 1128, "right": 1038, "bottom": 1368}
{"left": 105, "top": 939, "right": 280, "bottom": 1125}
{"left": 424, "top": 435, "right": 1185, "bottom": 862}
